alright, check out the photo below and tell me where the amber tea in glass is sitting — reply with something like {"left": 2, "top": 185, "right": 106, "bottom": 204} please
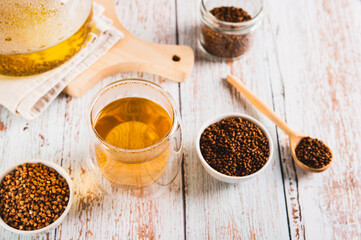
{"left": 89, "top": 79, "right": 183, "bottom": 197}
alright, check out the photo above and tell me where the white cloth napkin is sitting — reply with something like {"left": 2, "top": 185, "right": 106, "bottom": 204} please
{"left": 0, "top": 4, "right": 123, "bottom": 120}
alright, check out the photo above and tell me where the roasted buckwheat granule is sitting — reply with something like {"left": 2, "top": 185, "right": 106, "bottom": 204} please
{"left": 210, "top": 6, "right": 252, "bottom": 23}
{"left": 295, "top": 137, "right": 332, "bottom": 169}
{"left": 200, "top": 6, "right": 253, "bottom": 59}
{"left": 200, "top": 117, "right": 270, "bottom": 176}
{"left": 0, "top": 163, "right": 70, "bottom": 231}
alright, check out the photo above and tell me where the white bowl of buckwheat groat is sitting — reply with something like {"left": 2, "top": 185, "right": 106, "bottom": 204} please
{"left": 0, "top": 159, "right": 73, "bottom": 235}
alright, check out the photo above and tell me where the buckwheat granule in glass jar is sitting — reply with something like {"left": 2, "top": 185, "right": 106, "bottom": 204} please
{"left": 199, "top": 0, "right": 264, "bottom": 60}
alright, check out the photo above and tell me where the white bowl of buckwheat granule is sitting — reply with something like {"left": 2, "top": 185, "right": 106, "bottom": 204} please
{"left": 0, "top": 159, "right": 73, "bottom": 235}
{"left": 196, "top": 113, "right": 274, "bottom": 183}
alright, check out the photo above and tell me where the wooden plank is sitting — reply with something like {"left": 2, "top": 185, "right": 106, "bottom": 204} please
{"left": 266, "top": 0, "right": 361, "bottom": 239}
{"left": 56, "top": 0, "right": 185, "bottom": 239}
{"left": 176, "top": 0, "right": 290, "bottom": 239}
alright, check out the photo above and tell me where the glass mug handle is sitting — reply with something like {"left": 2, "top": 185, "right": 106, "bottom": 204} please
{"left": 170, "top": 116, "right": 183, "bottom": 153}
{"left": 152, "top": 114, "right": 184, "bottom": 186}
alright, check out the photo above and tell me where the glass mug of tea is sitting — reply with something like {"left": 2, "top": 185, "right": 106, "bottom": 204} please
{"left": 0, "top": 0, "right": 93, "bottom": 76}
{"left": 88, "top": 79, "right": 183, "bottom": 198}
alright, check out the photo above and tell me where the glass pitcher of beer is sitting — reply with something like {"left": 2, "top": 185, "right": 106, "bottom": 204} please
{"left": 0, "top": 0, "right": 93, "bottom": 76}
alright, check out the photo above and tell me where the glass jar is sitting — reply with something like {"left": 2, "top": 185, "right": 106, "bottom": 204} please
{"left": 0, "top": 0, "right": 93, "bottom": 76}
{"left": 88, "top": 79, "right": 183, "bottom": 199}
{"left": 199, "top": 0, "right": 263, "bottom": 60}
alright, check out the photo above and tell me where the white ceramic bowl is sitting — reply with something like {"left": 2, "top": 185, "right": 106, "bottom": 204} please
{"left": 0, "top": 159, "right": 73, "bottom": 235}
{"left": 196, "top": 113, "right": 274, "bottom": 183}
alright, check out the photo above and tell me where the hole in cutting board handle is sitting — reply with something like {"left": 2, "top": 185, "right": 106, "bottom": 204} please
{"left": 172, "top": 55, "right": 181, "bottom": 62}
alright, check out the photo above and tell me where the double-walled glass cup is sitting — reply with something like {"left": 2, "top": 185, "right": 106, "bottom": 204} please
{"left": 88, "top": 79, "right": 183, "bottom": 199}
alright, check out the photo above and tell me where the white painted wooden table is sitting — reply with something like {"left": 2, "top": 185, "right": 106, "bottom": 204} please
{"left": 1, "top": 0, "right": 360, "bottom": 239}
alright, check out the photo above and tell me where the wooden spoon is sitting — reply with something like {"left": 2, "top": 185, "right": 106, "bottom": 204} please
{"left": 227, "top": 74, "right": 333, "bottom": 172}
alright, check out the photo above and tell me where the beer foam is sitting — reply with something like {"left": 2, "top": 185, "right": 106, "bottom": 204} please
{"left": 0, "top": 0, "right": 92, "bottom": 54}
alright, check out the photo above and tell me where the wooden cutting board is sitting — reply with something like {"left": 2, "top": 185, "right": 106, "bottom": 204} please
{"left": 63, "top": 0, "right": 195, "bottom": 97}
